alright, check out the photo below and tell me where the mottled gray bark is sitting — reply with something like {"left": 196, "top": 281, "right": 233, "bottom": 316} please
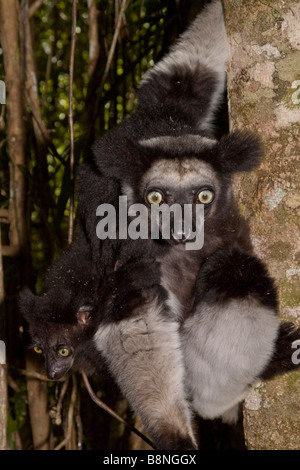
{"left": 223, "top": 0, "right": 300, "bottom": 450}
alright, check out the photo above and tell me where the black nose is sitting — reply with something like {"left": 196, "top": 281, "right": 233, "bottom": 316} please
{"left": 171, "top": 228, "right": 192, "bottom": 243}
{"left": 47, "top": 368, "right": 66, "bottom": 381}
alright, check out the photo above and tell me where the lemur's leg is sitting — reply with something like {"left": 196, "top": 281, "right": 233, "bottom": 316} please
{"left": 181, "top": 248, "right": 280, "bottom": 423}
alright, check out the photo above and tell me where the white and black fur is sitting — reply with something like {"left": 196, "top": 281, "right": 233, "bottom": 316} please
{"left": 77, "top": 2, "right": 229, "bottom": 449}
{"left": 19, "top": 239, "right": 300, "bottom": 446}
{"left": 182, "top": 249, "right": 279, "bottom": 424}
{"left": 76, "top": 0, "right": 300, "bottom": 449}
{"left": 20, "top": 1, "right": 300, "bottom": 450}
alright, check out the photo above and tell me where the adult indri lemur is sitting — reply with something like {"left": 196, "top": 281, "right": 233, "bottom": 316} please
{"left": 76, "top": 0, "right": 300, "bottom": 448}
{"left": 20, "top": 0, "right": 300, "bottom": 450}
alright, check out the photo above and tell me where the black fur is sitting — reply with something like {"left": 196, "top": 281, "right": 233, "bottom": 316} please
{"left": 155, "top": 432, "right": 197, "bottom": 452}
{"left": 98, "top": 256, "right": 167, "bottom": 324}
{"left": 19, "top": 232, "right": 166, "bottom": 379}
{"left": 20, "top": 228, "right": 99, "bottom": 324}
{"left": 216, "top": 130, "right": 264, "bottom": 174}
{"left": 85, "top": 120, "right": 264, "bottom": 204}
{"left": 19, "top": 1, "right": 300, "bottom": 450}
{"left": 19, "top": 228, "right": 103, "bottom": 379}
{"left": 189, "top": 248, "right": 300, "bottom": 381}
{"left": 260, "top": 323, "right": 300, "bottom": 380}
{"left": 78, "top": 160, "right": 122, "bottom": 276}
{"left": 193, "top": 248, "right": 278, "bottom": 311}
{"left": 74, "top": 2, "right": 298, "bottom": 449}
{"left": 137, "top": 65, "right": 219, "bottom": 127}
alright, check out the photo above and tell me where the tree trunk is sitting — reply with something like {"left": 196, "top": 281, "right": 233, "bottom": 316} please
{"left": 21, "top": 0, "right": 57, "bottom": 265}
{"left": 0, "top": 0, "right": 51, "bottom": 450}
{"left": 25, "top": 353, "right": 51, "bottom": 449}
{"left": 0, "top": 0, "right": 26, "bottom": 451}
{"left": 223, "top": 0, "right": 300, "bottom": 450}
{"left": 0, "top": 229, "right": 7, "bottom": 450}
{"left": 0, "top": 364, "right": 7, "bottom": 450}
{"left": 0, "top": 0, "right": 27, "bottom": 255}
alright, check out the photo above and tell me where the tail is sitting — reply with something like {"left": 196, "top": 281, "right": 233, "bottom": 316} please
{"left": 137, "top": 0, "right": 227, "bottom": 133}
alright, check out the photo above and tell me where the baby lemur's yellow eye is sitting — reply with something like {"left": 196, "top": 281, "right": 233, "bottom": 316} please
{"left": 33, "top": 346, "right": 43, "bottom": 354}
{"left": 198, "top": 189, "right": 214, "bottom": 204}
{"left": 58, "top": 348, "right": 70, "bottom": 357}
{"left": 147, "top": 191, "right": 163, "bottom": 205}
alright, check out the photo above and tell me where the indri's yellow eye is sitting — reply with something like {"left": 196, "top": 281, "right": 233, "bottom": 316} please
{"left": 33, "top": 346, "right": 43, "bottom": 354}
{"left": 58, "top": 348, "right": 70, "bottom": 357}
{"left": 198, "top": 189, "right": 214, "bottom": 204}
{"left": 147, "top": 191, "right": 163, "bottom": 205}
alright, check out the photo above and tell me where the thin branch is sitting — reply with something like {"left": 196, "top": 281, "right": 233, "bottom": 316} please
{"left": 24, "top": 90, "right": 63, "bottom": 162}
{"left": 72, "top": 383, "right": 83, "bottom": 450}
{"left": 81, "top": 371, "right": 155, "bottom": 450}
{"left": 42, "top": 35, "right": 54, "bottom": 107}
{"left": 53, "top": 376, "right": 70, "bottom": 426}
{"left": 28, "top": 0, "right": 44, "bottom": 18}
{"left": 75, "top": 395, "right": 83, "bottom": 450}
{"left": 12, "top": 430, "right": 22, "bottom": 450}
{"left": 1, "top": 245, "right": 20, "bottom": 257}
{"left": 66, "top": 374, "right": 77, "bottom": 450}
{"left": 54, "top": 374, "right": 77, "bottom": 450}
{"left": 68, "top": 0, "right": 77, "bottom": 245}
{"left": 0, "top": 209, "right": 9, "bottom": 223}
{"left": 87, "top": 0, "right": 100, "bottom": 79}
{"left": 7, "top": 375, "right": 21, "bottom": 393}
{"left": 0, "top": 104, "right": 5, "bottom": 130}
{"left": 22, "top": 0, "right": 59, "bottom": 260}
{"left": 101, "top": 0, "right": 128, "bottom": 91}
{"left": 53, "top": 435, "right": 68, "bottom": 450}
{"left": 18, "top": 367, "right": 66, "bottom": 382}
{"left": 89, "top": 0, "right": 129, "bottom": 133}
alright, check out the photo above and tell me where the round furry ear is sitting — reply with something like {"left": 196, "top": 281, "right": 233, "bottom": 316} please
{"left": 217, "top": 130, "right": 264, "bottom": 174}
{"left": 76, "top": 305, "right": 93, "bottom": 325}
{"left": 18, "top": 288, "right": 37, "bottom": 320}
